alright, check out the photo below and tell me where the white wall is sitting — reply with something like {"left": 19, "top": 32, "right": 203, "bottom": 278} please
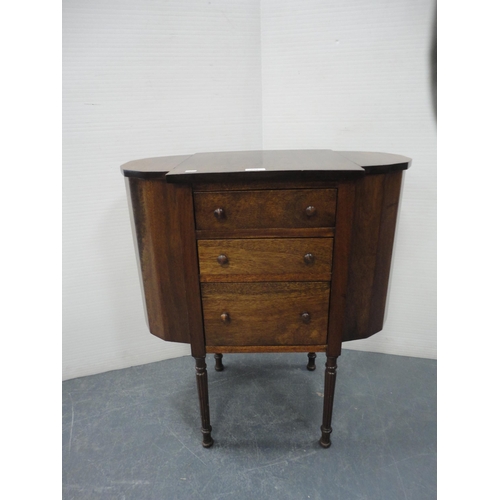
{"left": 63, "top": 0, "right": 436, "bottom": 380}
{"left": 62, "top": 0, "right": 263, "bottom": 380}
{"left": 261, "top": 0, "right": 436, "bottom": 359}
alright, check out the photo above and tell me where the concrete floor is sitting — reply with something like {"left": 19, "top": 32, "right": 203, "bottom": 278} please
{"left": 62, "top": 349, "right": 436, "bottom": 499}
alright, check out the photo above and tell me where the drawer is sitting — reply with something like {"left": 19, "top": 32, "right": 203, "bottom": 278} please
{"left": 201, "top": 282, "right": 330, "bottom": 346}
{"left": 198, "top": 238, "right": 333, "bottom": 282}
{"left": 194, "top": 189, "right": 337, "bottom": 230}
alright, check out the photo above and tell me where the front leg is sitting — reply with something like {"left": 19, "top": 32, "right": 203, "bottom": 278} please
{"left": 194, "top": 357, "right": 214, "bottom": 448}
{"left": 319, "top": 356, "right": 338, "bottom": 448}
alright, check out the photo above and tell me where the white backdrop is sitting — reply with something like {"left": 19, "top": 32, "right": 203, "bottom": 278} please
{"left": 63, "top": 0, "right": 436, "bottom": 380}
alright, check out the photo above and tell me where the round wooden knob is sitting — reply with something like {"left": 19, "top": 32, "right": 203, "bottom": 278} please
{"left": 305, "top": 206, "right": 316, "bottom": 217}
{"left": 303, "top": 253, "right": 315, "bottom": 264}
{"left": 221, "top": 312, "right": 230, "bottom": 323}
{"left": 214, "top": 208, "right": 225, "bottom": 220}
{"left": 217, "top": 254, "right": 229, "bottom": 265}
{"left": 301, "top": 312, "right": 311, "bottom": 324}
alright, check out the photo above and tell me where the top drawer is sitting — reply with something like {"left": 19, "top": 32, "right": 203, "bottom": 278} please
{"left": 194, "top": 189, "right": 337, "bottom": 230}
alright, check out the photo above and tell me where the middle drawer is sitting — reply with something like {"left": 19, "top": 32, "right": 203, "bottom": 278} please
{"left": 198, "top": 238, "right": 333, "bottom": 282}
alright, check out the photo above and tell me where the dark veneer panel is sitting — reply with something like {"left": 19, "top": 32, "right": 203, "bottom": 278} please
{"left": 342, "top": 170, "right": 403, "bottom": 342}
{"left": 127, "top": 177, "right": 201, "bottom": 346}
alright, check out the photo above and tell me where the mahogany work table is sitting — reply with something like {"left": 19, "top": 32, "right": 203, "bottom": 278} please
{"left": 121, "top": 149, "right": 411, "bottom": 448}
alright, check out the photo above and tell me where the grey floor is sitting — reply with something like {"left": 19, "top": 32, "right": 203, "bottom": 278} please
{"left": 62, "top": 349, "right": 436, "bottom": 500}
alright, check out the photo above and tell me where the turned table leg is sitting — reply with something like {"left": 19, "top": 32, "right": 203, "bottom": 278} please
{"left": 214, "top": 353, "right": 224, "bottom": 371}
{"left": 319, "top": 356, "right": 338, "bottom": 448}
{"left": 194, "top": 357, "right": 214, "bottom": 448}
{"left": 306, "top": 352, "right": 316, "bottom": 371}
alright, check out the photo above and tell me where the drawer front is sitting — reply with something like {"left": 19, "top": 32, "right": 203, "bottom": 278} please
{"left": 198, "top": 238, "right": 333, "bottom": 281}
{"left": 194, "top": 189, "right": 337, "bottom": 230}
{"left": 202, "top": 282, "right": 330, "bottom": 346}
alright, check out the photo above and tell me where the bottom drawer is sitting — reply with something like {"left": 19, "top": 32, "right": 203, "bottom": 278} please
{"left": 201, "top": 282, "right": 330, "bottom": 347}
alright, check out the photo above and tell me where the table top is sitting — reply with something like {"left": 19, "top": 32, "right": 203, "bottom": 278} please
{"left": 121, "top": 150, "right": 411, "bottom": 182}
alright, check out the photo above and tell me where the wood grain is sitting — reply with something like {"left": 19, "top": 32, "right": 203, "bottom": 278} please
{"left": 342, "top": 174, "right": 385, "bottom": 341}
{"left": 326, "top": 181, "right": 357, "bottom": 357}
{"left": 368, "top": 171, "right": 403, "bottom": 334}
{"left": 342, "top": 171, "right": 403, "bottom": 342}
{"left": 194, "top": 189, "right": 337, "bottom": 230}
{"left": 126, "top": 178, "right": 203, "bottom": 351}
{"left": 198, "top": 238, "right": 333, "bottom": 282}
{"left": 201, "top": 282, "right": 330, "bottom": 346}
{"left": 122, "top": 151, "right": 410, "bottom": 449}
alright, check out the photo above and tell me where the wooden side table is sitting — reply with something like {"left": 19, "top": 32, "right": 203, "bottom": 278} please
{"left": 121, "top": 150, "right": 411, "bottom": 448}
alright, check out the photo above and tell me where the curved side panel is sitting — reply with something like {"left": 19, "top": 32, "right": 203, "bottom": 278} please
{"left": 127, "top": 177, "right": 201, "bottom": 345}
{"left": 342, "top": 171, "right": 403, "bottom": 342}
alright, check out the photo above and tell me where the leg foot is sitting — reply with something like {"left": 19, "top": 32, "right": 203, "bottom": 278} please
{"left": 195, "top": 357, "right": 214, "bottom": 448}
{"left": 201, "top": 428, "right": 214, "bottom": 448}
{"left": 319, "top": 356, "right": 338, "bottom": 448}
{"left": 319, "top": 426, "right": 332, "bottom": 448}
{"left": 307, "top": 352, "right": 316, "bottom": 371}
{"left": 214, "top": 353, "right": 224, "bottom": 371}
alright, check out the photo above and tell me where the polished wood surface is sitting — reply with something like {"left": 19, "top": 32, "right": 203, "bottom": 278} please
{"left": 126, "top": 178, "right": 203, "bottom": 348}
{"left": 121, "top": 155, "right": 191, "bottom": 179}
{"left": 198, "top": 238, "right": 333, "bottom": 282}
{"left": 122, "top": 149, "right": 410, "bottom": 448}
{"left": 201, "top": 282, "right": 330, "bottom": 347}
{"left": 167, "top": 149, "right": 363, "bottom": 183}
{"left": 342, "top": 170, "right": 403, "bottom": 342}
{"left": 194, "top": 189, "right": 337, "bottom": 230}
{"left": 121, "top": 150, "right": 411, "bottom": 181}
